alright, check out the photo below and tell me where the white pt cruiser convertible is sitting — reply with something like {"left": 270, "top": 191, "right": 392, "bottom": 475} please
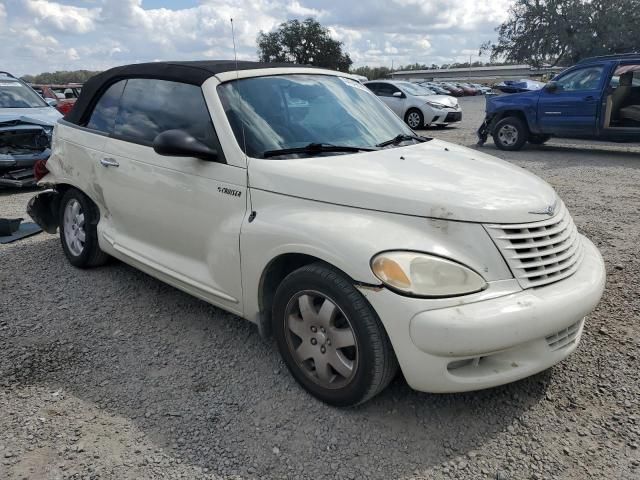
{"left": 28, "top": 61, "right": 606, "bottom": 406}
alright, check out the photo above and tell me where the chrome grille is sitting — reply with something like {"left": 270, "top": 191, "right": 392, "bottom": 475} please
{"left": 546, "top": 319, "right": 583, "bottom": 351}
{"left": 485, "top": 201, "right": 584, "bottom": 289}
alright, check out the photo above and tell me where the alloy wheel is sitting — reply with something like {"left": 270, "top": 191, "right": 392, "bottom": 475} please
{"left": 497, "top": 124, "right": 519, "bottom": 146}
{"left": 63, "top": 198, "right": 86, "bottom": 256}
{"left": 407, "top": 112, "right": 422, "bottom": 129}
{"left": 284, "top": 290, "right": 358, "bottom": 389}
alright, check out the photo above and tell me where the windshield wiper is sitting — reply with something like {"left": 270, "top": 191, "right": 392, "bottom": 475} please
{"left": 262, "top": 143, "right": 378, "bottom": 159}
{"left": 376, "top": 134, "right": 431, "bottom": 148}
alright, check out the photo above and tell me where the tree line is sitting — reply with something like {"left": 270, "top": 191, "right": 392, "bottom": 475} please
{"left": 20, "top": 70, "right": 101, "bottom": 84}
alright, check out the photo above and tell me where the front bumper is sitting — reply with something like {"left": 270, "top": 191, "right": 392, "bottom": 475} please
{"left": 429, "top": 109, "right": 462, "bottom": 125}
{"left": 358, "top": 236, "right": 606, "bottom": 393}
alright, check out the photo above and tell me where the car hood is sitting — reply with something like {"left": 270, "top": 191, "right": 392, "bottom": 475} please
{"left": 0, "top": 107, "right": 61, "bottom": 126}
{"left": 486, "top": 90, "right": 541, "bottom": 113}
{"left": 249, "top": 139, "right": 557, "bottom": 224}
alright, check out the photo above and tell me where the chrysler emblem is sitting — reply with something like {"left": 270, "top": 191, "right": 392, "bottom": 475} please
{"left": 529, "top": 202, "right": 557, "bottom": 216}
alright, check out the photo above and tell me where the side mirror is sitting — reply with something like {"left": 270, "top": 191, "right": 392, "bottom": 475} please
{"left": 544, "top": 81, "right": 559, "bottom": 93}
{"left": 392, "top": 91, "right": 404, "bottom": 98}
{"left": 45, "top": 98, "right": 58, "bottom": 107}
{"left": 153, "top": 129, "right": 219, "bottom": 162}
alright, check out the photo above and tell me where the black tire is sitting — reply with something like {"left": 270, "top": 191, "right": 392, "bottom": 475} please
{"left": 492, "top": 116, "right": 529, "bottom": 151}
{"left": 528, "top": 134, "right": 551, "bottom": 145}
{"left": 59, "top": 188, "right": 109, "bottom": 268}
{"left": 272, "top": 262, "right": 398, "bottom": 406}
{"left": 404, "top": 108, "right": 424, "bottom": 130}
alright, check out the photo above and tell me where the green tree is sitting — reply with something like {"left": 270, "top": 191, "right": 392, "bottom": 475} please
{"left": 257, "top": 18, "right": 352, "bottom": 72}
{"left": 349, "top": 66, "right": 392, "bottom": 80}
{"left": 21, "top": 70, "right": 101, "bottom": 84}
{"left": 483, "top": 0, "right": 640, "bottom": 67}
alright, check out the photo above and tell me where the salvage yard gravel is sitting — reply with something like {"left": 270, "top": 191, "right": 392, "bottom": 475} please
{"left": 1, "top": 97, "right": 639, "bottom": 479}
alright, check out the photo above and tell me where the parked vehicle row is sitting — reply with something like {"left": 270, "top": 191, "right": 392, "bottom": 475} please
{"left": 364, "top": 80, "right": 462, "bottom": 129}
{"left": 30, "top": 83, "right": 82, "bottom": 115}
{"left": 478, "top": 54, "right": 640, "bottom": 150}
{"left": 28, "top": 61, "right": 605, "bottom": 406}
{"left": 420, "top": 82, "right": 493, "bottom": 96}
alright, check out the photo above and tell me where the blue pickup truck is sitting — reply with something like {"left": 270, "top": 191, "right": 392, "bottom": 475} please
{"left": 477, "top": 54, "right": 640, "bottom": 150}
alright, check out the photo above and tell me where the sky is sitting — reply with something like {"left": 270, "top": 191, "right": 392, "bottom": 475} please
{"left": 0, "top": 0, "right": 514, "bottom": 76}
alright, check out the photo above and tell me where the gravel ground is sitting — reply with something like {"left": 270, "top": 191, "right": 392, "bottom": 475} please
{"left": 1, "top": 96, "right": 639, "bottom": 480}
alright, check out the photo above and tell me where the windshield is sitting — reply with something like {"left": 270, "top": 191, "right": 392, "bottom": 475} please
{"left": 397, "top": 82, "right": 433, "bottom": 96}
{"left": 0, "top": 80, "right": 48, "bottom": 108}
{"left": 217, "top": 74, "right": 415, "bottom": 158}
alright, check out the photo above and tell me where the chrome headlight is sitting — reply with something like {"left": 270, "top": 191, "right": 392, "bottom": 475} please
{"left": 371, "top": 251, "right": 487, "bottom": 297}
{"left": 425, "top": 101, "right": 447, "bottom": 109}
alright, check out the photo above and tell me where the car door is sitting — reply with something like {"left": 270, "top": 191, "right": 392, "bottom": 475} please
{"left": 537, "top": 64, "right": 606, "bottom": 136}
{"left": 95, "top": 78, "right": 247, "bottom": 314}
{"left": 376, "top": 83, "right": 406, "bottom": 117}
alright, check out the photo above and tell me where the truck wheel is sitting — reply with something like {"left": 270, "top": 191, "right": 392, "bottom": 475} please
{"left": 272, "top": 262, "right": 398, "bottom": 406}
{"left": 528, "top": 135, "right": 551, "bottom": 145}
{"left": 59, "top": 188, "right": 109, "bottom": 268}
{"left": 404, "top": 109, "right": 424, "bottom": 129}
{"left": 493, "top": 116, "right": 528, "bottom": 151}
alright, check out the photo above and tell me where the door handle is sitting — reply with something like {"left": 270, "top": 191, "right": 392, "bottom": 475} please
{"left": 584, "top": 96, "right": 596, "bottom": 102}
{"left": 100, "top": 157, "right": 119, "bottom": 168}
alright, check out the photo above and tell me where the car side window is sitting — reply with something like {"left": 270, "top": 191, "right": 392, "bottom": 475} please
{"left": 365, "top": 83, "right": 381, "bottom": 94}
{"left": 555, "top": 66, "right": 604, "bottom": 92}
{"left": 377, "top": 84, "right": 400, "bottom": 97}
{"left": 113, "top": 78, "right": 223, "bottom": 157}
{"left": 86, "top": 80, "right": 126, "bottom": 134}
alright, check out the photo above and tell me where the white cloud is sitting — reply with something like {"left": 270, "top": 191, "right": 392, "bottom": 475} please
{"left": 0, "top": 0, "right": 514, "bottom": 75}
{"left": 287, "top": 1, "right": 324, "bottom": 17}
{"left": 25, "top": 0, "right": 99, "bottom": 34}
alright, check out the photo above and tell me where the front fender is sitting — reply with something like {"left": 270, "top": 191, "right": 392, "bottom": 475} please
{"left": 479, "top": 92, "right": 542, "bottom": 138}
{"left": 240, "top": 189, "right": 513, "bottom": 324}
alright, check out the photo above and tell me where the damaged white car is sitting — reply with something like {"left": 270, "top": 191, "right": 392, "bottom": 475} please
{"left": 28, "top": 61, "right": 606, "bottom": 406}
{"left": 0, "top": 71, "right": 61, "bottom": 187}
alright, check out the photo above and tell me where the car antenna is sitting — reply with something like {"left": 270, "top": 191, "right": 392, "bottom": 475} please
{"left": 231, "top": 18, "right": 255, "bottom": 218}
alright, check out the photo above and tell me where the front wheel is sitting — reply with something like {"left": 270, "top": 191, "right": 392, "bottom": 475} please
{"left": 272, "top": 263, "right": 398, "bottom": 406}
{"left": 404, "top": 109, "right": 424, "bottom": 130}
{"left": 493, "top": 116, "right": 529, "bottom": 151}
{"left": 59, "top": 189, "right": 109, "bottom": 268}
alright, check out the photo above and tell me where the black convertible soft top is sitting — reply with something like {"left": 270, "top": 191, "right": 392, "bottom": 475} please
{"left": 65, "top": 60, "right": 309, "bottom": 125}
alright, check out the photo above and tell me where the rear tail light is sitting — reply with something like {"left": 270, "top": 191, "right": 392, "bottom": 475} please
{"left": 56, "top": 103, "right": 74, "bottom": 116}
{"left": 33, "top": 159, "right": 49, "bottom": 181}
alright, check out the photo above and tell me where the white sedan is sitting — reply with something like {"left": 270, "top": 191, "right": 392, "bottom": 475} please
{"left": 365, "top": 80, "right": 461, "bottom": 129}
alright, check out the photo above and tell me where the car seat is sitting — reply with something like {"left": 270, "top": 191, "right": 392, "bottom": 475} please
{"left": 620, "top": 105, "right": 640, "bottom": 123}
{"left": 611, "top": 73, "right": 633, "bottom": 121}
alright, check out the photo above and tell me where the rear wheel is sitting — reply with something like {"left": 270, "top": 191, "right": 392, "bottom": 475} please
{"left": 59, "top": 189, "right": 109, "bottom": 268}
{"left": 493, "top": 116, "right": 529, "bottom": 151}
{"left": 404, "top": 109, "right": 424, "bottom": 130}
{"left": 272, "top": 263, "right": 398, "bottom": 406}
